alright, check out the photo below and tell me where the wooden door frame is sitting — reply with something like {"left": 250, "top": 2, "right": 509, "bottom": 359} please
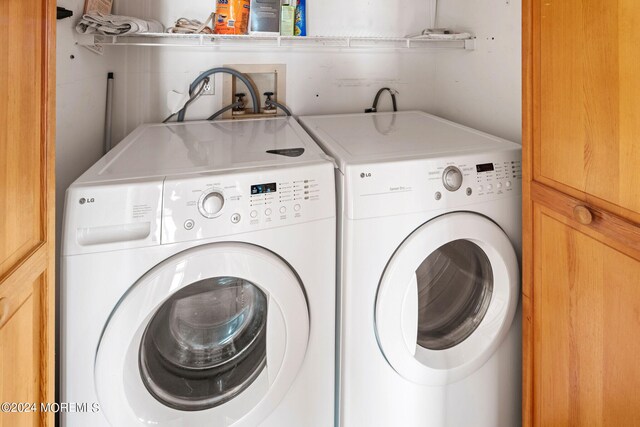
{"left": 0, "top": 1, "right": 56, "bottom": 425}
{"left": 43, "top": 0, "right": 56, "bottom": 422}
{"left": 522, "top": 0, "right": 534, "bottom": 425}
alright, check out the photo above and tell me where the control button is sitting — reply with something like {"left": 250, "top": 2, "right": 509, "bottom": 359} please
{"left": 280, "top": 206, "right": 287, "bottom": 214}
{"left": 478, "top": 186, "right": 484, "bottom": 192}
{"left": 231, "top": 213, "right": 241, "bottom": 224}
{"left": 487, "top": 184, "right": 494, "bottom": 191}
{"left": 250, "top": 210, "right": 258, "bottom": 219}
{"left": 466, "top": 188, "right": 473, "bottom": 196}
{"left": 506, "top": 181, "right": 512, "bottom": 188}
{"left": 294, "top": 204, "right": 301, "bottom": 212}
{"left": 184, "top": 219, "right": 195, "bottom": 230}
{"left": 442, "top": 166, "right": 463, "bottom": 192}
{"left": 198, "top": 191, "right": 225, "bottom": 218}
{"left": 265, "top": 208, "right": 272, "bottom": 216}
{"left": 497, "top": 183, "right": 503, "bottom": 189}
{"left": 435, "top": 192, "right": 442, "bottom": 201}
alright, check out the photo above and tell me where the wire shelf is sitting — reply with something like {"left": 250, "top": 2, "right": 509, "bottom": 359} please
{"left": 77, "top": 33, "right": 476, "bottom": 51}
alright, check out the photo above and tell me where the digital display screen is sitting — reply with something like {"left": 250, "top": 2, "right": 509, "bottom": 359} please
{"left": 476, "top": 163, "right": 495, "bottom": 173}
{"left": 251, "top": 183, "right": 277, "bottom": 195}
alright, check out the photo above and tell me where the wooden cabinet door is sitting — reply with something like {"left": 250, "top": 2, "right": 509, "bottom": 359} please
{"left": 0, "top": 0, "right": 56, "bottom": 426}
{"left": 524, "top": 0, "right": 640, "bottom": 425}
{"left": 532, "top": 0, "right": 640, "bottom": 222}
{"left": 525, "top": 184, "right": 640, "bottom": 426}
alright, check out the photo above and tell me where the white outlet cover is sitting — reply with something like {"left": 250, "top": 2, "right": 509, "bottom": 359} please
{"left": 201, "top": 73, "right": 215, "bottom": 95}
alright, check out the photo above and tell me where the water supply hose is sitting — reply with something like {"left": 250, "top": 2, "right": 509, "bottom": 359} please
{"left": 177, "top": 68, "right": 260, "bottom": 122}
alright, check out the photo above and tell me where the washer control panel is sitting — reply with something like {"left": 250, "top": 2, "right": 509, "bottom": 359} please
{"left": 442, "top": 166, "right": 464, "bottom": 192}
{"left": 162, "top": 163, "right": 335, "bottom": 244}
{"left": 198, "top": 190, "right": 225, "bottom": 218}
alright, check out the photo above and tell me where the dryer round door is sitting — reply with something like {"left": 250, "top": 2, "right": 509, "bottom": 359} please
{"left": 95, "top": 243, "right": 310, "bottom": 427}
{"left": 375, "top": 212, "right": 519, "bottom": 386}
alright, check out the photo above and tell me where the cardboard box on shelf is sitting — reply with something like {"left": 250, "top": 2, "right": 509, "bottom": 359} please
{"left": 84, "top": 0, "right": 113, "bottom": 14}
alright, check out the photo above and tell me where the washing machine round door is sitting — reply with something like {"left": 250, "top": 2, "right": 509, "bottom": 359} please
{"left": 375, "top": 212, "right": 519, "bottom": 386}
{"left": 95, "top": 243, "right": 310, "bottom": 426}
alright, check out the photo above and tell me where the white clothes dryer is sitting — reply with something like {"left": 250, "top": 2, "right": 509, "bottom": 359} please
{"left": 300, "top": 111, "right": 522, "bottom": 427}
{"left": 61, "top": 118, "right": 336, "bottom": 427}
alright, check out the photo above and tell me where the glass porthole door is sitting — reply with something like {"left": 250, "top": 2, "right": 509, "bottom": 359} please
{"left": 139, "top": 277, "right": 269, "bottom": 411}
{"left": 375, "top": 213, "right": 519, "bottom": 386}
{"left": 416, "top": 239, "right": 494, "bottom": 351}
{"left": 94, "top": 243, "right": 310, "bottom": 427}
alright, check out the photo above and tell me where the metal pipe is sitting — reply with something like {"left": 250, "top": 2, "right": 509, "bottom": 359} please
{"left": 104, "top": 72, "right": 114, "bottom": 154}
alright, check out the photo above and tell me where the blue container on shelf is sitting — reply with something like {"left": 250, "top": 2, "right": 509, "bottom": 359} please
{"left": 294, "top": 0, "right": 306, "bottom": 36}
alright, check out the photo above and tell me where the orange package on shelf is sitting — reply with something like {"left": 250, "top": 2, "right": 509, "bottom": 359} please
{"left": 215, "top": 0, "right": 251, "bottom": 35}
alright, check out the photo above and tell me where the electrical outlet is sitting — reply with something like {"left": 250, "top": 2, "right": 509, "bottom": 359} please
{"left": 201, "top": 73, "right": 215, "bottom": 95}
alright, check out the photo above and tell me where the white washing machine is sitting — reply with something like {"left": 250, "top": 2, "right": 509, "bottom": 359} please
{"left": 300, "top": 111, "right": 522, "bottom": 427}
{"left": 61, "top": 117, "right": 336, "bottom": 427}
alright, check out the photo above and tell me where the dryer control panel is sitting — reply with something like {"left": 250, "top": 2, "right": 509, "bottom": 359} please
{"left": 345, "top": 148, "right": 522, "bottom": 220}
{"left": 428, "top": 156, "right": 522, "bottom": 198}
{"left": 471, "top": 159, "right": 522, "bottom": 196}
{"left": 162, "top": 163, "right": 335, "bottom": 244}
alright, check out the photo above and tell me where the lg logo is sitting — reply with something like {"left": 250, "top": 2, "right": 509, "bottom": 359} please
{"left": 360, "top": 173, "right": 372, "bottom": 179}
{"left": 79, "top": 198, "right": 95, "bottom": 205}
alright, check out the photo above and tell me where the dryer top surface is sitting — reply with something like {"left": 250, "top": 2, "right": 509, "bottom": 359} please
{"left": 299, "top": 111, "right": 520, "bottom": 172}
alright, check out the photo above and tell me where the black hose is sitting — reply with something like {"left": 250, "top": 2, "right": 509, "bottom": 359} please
{"left": 366, "top": 88, "right": 399, "bottom": 113}
{"left": 177, "top": 68, "right": 260, "bottom": 122}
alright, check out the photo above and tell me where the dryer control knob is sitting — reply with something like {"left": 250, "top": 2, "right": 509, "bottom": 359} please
{"left": 443, "top": 166, "right": 463, "bottom": 192}
{"left": 198, "top": 191, "right": 225, "bottom": 218}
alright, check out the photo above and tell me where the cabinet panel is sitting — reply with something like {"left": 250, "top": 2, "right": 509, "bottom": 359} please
{"left": 0, "top": 0, "right": 46, "bottom": 279}
{"left": 0, "top": 275, "right": 44, "bottom": 427}
{"left": 532, "top": 205, "right": 640, "bottom": 426}
{"left": 534, "top": 0, "right": 640, "bottom": 219}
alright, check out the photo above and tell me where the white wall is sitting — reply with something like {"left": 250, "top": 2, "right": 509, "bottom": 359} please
{"left": 106, "top": 0, "right": 521, "bottom": 144}
{"left": 107, "top": 0, "right": 438, "bottom": 142}
{"left": 431, "top": 0, "right": 522, "bottom": 143}
{"left": 110, "top": 49, "right": 438, "bottom": 143}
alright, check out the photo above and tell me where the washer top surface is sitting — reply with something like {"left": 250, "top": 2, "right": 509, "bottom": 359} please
{"left": 299, "top": 111, "right": 520, "bottom": 172}
{"left": 76, "top": 117, "right": 332, "bottom": 184}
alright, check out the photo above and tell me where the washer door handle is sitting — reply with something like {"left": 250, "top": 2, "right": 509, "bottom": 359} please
{"left": 266, "top": 297, "right": 287, "bottom": 384}
{"left": 400, "top": 274, "right": 419, "bottom": 356}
